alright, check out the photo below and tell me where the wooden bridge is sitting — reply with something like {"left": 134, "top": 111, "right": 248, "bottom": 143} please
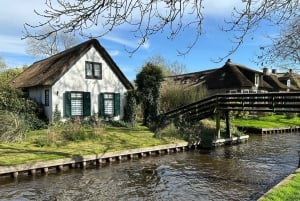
{"left": 162, "top": 92, "right": 300, "bottom": 140}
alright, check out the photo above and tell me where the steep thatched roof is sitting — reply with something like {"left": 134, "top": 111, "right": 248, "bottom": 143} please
{"left": 11, "top": 39, "right": 133, "bottom": 90}
{"left": 166, "top": 61, "right": 275, "bottom": 91}
{"left": 263, "top": 74, "right": 288, "bottom": 91}
{"left": 205, "top": 61, "right": 273, "bottom": 90}
{"left": 205, "top": 62, "right": 253, "bottom": 89}
{"left": 166, "top": 69, "right": 215, "bottom": 86}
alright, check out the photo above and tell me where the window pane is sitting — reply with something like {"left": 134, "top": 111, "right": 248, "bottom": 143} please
{"left": 94, "top": 63, "right": 101, "bottom": 78}
{"left": 86, "top": 63, "right": 93, "bottom": 77}
{"left": 71, "top": 92, "right": 83, "bottom": 116}
{"left": 104, "top": 94, "right": 113, "bottom": 99}
{"left": 104, "top": 99, "right": 114, "bottom": 115}
{"left": 45, "top": 89, "right": 49, "bottom": 106}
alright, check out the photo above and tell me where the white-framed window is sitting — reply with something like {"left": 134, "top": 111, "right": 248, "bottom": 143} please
{"left": 64, "top": 91, "right": 91, "bottom": 117}
{"left": 45, "top": 89, "right": 49, "bottom": 106}
{"left": 71, "top": 92, "right": 83, "bottom": 116}
{"left": 99, "top": 93, "right": 120, "bottom": 117}
{"left": 229, "top": 89, "right": 237, "bottom": 94}
{"left": 255, "top": 74, "right": 260, "bottom": 86}
{"left": 104, "top": 93, "right": 114, "bottom": 116}
{"left": 287, "top": 79, "right": 291, "bottom": 88}
{"left": 85, "top": 61, "right": 102, "bottom": 79}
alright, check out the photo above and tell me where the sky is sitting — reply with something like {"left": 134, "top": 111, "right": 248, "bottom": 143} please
{"left": 0, "top": 0, "right": 273, "bottom": 81}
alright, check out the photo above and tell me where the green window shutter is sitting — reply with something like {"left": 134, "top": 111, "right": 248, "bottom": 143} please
{"left": 114, "top": 93, "right": 120, "bottom": 116}
{"left": 83, "top": 92, "right": 91, "bottom": 117}
{"left": 64, "top": 91, "right": 71, "bottom": 117}
{"left": 99, "top": 93, "right": 104, "bottom": 117}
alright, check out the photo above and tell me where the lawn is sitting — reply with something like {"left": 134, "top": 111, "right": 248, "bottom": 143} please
{"left": 0, "top": 125, "right": 182, "bottom": 166}
{"left": 259, "top": 172, "right": 300, "bottom": 201}
{"left": 232, "top": 114, "right": 300, "bottom": 129}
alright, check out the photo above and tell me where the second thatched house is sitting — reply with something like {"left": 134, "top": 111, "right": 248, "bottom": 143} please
{"left": 167, "top": 60, "right": 299, "bottom": 97}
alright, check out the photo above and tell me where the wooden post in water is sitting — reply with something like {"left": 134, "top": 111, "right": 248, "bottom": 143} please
{"left": 225, "top": 111, "right": 231, "bottom": 138}
{"left": 216, "top": 111, "right": 221, "bottom": 139}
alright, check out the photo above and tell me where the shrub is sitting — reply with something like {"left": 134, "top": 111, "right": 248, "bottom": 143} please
{"left": 0, "top": 110, "right": 28, "bottom": 142}
{"left": 61, "top": 117, "right": 86, "bottom": 141}
{"left": 123, "top": 90, "right": 137, "bottom": 127}
{"left": 285, "top": 112, "right": 297, "bottom": 119}
{"left": 136, "top": 63, "right": 164, "bottom": 126}
{"left": 0, "top": 85, "right": 47, "bottom": 130}
{"left": 35, "top": 125, "right": 61, "bottom": 147}
{"left": 160, "top": 80, "right": 207, "bottom": 112}
{"left": 53, "top": 104, "right": 61, "bottom": 124}
{"left": 155, "top": 123, "right": 180, "bottom": 139}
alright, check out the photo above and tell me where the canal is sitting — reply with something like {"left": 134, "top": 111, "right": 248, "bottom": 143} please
{"left": 1, "top": 133, "right": 300, "bottom": 201}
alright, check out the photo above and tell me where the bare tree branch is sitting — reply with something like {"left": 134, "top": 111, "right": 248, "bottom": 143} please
{"left": 256, "top": 15, "right": 300, "bottom": 70}
{"left": 26, "top": 26, "right": 78, "bottom": 58}
{"left": 24, "top": 0, "right": 299, "bottom": 65}
{"left": 23, "top": 0, "right": 204, "bottom": 55}
{"left": 216, "top": 0, "right": 299, "bottom": 64}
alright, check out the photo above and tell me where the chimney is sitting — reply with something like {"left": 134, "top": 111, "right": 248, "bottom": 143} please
{"left": 226, "top": 59, "right": 231, "bottom": 64}
{"left": 263, "top": 67, "right": 271, "bottom": 75}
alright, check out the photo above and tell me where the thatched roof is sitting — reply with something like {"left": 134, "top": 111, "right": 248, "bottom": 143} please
{"left": 205, "top": 62, "right": 254, "bottom": 89}
{"left": 11, "top": 39, "right": 133, "bottom": 90}
{"left": 166, "top": 60, "right": 276, "bottom": 91}
{"left": 263, "top": 74, "right": 288, "bottom": 91}
{"left": 166, "top": 69, "right": 215, "bottom": 86}
{"left": 205, "top": 61, "right": 273, "bottom": 90}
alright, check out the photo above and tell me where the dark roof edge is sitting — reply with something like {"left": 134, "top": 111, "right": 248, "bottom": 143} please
{"left": 92, "top": 40, "right": 134, "bottom": 90}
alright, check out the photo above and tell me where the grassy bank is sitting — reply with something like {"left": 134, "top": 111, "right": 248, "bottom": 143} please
{"left": 0, "top": 125, "right": 182, "bottom": 166}
{"left": 233, "top": 114, "right": 300, "bottom": 201}
{"left": 232, "top": 114, "right": 300, "bottom": 129}
{"left": 259, "top": 171, "right": 300, "bottom": 201}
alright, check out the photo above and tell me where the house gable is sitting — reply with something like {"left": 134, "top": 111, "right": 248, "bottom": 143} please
{"left": 10, "top": 39, "right": 133, "bottom": 121}
{"left": 11, "top": 39, "right": 133, "bottom": 90}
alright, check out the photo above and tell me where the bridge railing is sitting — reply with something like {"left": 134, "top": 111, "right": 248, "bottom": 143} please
{"left": 218, "top": 92, "right": 300, "bottom": 112}
{"left": 162, "top": 92, "right": 300, "bottom": 121}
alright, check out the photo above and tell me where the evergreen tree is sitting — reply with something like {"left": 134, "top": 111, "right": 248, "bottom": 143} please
{"left": 136, "top": 63, "right": 163, "bottom": 126}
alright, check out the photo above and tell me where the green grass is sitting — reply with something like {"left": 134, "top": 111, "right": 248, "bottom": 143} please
{"left": 259, "top": 173, "right": 300, "bottom": 201}
{"left": 0, "top": 125, "right": 183, "bottom": 166}
{"left": 232, "top": 114, "right": 300, "bottom": 129}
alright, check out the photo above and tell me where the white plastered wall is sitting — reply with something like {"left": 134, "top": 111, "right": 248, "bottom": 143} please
{"left": 50, "top": 46, "right": 128, "bottom": 121}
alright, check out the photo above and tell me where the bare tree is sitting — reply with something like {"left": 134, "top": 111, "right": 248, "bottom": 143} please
{"left": 24, "top": 0, "right": 299, "bottom": 65}
{"left": 257, "top": 16, "right": 300, "bottom": 70}
{"left": 220, "top": 0, "right": 299, "bottom": 67}
{"left": 0, "top": 57, "right": 6, "bottom": 71}
{"left": 145, "top": 55, "right": 187, "bottom": 76}
{"left": 26, "top": 27, "right": 78, "bottom": 58}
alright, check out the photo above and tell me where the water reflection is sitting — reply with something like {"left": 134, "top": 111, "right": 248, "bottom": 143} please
{"left": 0, "top": 133, "right": 299, "bottom": 201}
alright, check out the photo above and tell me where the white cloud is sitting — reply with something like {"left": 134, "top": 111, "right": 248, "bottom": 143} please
{"left": 202, "top": 0, "right": 244, "bottom": 17}
{"left": 0, "top": 35, "right": 26, "bottom": 55}
{"left": 103, "top": 34, "right": 150, "bottom": 50}
{"left": 0, "top": 0, "right": 48, "bottom": 57}
{"left": 108, "top": 50, "right": 120, "bottom": 57}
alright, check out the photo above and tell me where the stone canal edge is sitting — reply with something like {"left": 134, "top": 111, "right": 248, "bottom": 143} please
{"left": 257, "top": 167, "right": 300, "bottom": 200}
{"left": 0, "top": 142, "right": 189, "bottom": 178}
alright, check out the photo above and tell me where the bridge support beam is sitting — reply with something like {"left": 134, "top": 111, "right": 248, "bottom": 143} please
{"left": 225, "top": 111, "right": 231, "bottom": 138}
{"left": 216, "top": 112, "right": 221, "bottom": 139}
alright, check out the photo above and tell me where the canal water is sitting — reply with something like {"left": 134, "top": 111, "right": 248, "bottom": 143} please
{"left": 1, "top": 133, "right": 300, "bottom": 201}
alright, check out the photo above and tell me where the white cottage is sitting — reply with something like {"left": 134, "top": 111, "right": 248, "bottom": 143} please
{"left": 11, "top": 39, "right": 134, "bottom": 122}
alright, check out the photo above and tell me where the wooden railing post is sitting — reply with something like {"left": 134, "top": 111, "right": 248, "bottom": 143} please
{"left": 216, "top": 111, "right": 221, "bottom": 139}
{"left": 225, "top": 111, "right": 231, "bottom": 138}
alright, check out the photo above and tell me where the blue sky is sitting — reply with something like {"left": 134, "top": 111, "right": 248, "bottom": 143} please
{"left": 0, "top": 0, "right": 272, "bottom": 81}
